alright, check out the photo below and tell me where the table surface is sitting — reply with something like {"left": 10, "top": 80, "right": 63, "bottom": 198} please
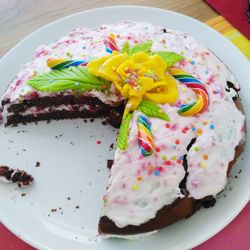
{"left": 0, "top": 0, "right": 249, "bottom": 250}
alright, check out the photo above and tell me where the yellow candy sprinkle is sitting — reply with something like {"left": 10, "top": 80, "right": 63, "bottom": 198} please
{"left": 196, "top": 129, "right": 203, "bottom": 136}
{"left": 132, "top": 184, "right": 138, "bottom": 190}
{"left": 201, "top": 162, "right": 206, "bottom": 168}
{"left": 171, "top": 156, "right": 177, "bottom": 161}
{"left": 161, "top": 155, "right": 167, "bottom": 161}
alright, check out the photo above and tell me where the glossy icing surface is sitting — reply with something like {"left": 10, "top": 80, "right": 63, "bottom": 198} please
{"left": 1, "top": 22, "right": 245, "bottom": 228}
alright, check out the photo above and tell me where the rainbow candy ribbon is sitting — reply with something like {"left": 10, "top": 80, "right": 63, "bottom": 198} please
{"left": 47, "top": 58, "right": 88, "bottom": 70}
{"left": 170, "top": 66, "right": 209, "bottom": 116}
{"left": 104, "top": 34, "right": 119, "bottom": 54}
{"left": 137, "top": 115, "right": 155, "bottom": 156}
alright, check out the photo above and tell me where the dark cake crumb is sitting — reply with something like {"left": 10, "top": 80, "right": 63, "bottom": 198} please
{"left": 35, "top": 161, "right": 40, "bottom": 167}
{"left": 109, "top": 143, "right": 114, "bottom": 150}
{"left": 51, "top": 208, "right": 57, "bottom": 212}
{"left": 0, "top": 166, "right": 34, "bottom": 188}
{"left": 67, "top": 197, "right": 71, "bottom": 200}
{"left": 75, "top": 205, "right": 80, "bottom": 209}
{"left": 21, "top": 193, "right": 26, "bottom": 197}
{"left": 107, "top": 160, "right": 114, "bottom": 169}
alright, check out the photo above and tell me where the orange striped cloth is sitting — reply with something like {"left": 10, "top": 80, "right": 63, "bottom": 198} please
{"left": 206, "top": 16, "right": 250, "bottom": 60}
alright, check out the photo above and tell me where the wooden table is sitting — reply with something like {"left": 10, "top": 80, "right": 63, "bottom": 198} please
{"left": 0, "top": 0, "right": 217, "bottom": 57}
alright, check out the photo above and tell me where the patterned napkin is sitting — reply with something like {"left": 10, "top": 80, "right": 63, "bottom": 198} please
{"left": 206, "top": 0, "right": 250, "bottom": 40}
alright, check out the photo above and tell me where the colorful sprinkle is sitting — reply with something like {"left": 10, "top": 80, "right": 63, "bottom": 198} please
{"left": 148, "top": 164, "right": 153, "bottom": 172}
{"left": 132, "top": 184, "right": 138, "bottom": 191}
{"left": 177, "top": 159, "right": 182, "bottom": 164}
{"left": 171, "top": 156, "right": 177, "bottom": 161}
{"left": 196, "top": 129, "right": 203, "bottom": 136}
{"left": 210, "top": 124, "right": 215, "bottom": 129}
{"left": 165, "top": 160, "right": 172, "bottom": 166}
{"left": 155, "top": 147, "right": 161, "bottom": 152}
{"left": 154, "top": 170, "right": 160, "bottom": 176}
{"left": 175, "top": 139, "right": 180, "bottom": 145}
{"left": 165, "top": 123, "right": 171, "bottom": 128}
{"left": 192, "top": 127, "right": 196, "bottom": 132}
{"left": 203, "top": 154, "right": 209, "bottom": 160}
{"left": 96, "top": 140, "right": 101, "bottom": 144}
{"left": 161, "top": 155, "right": 167, "bottom": 161}
{"left": 201, "top": 162, "right": 207, "bottom": 168}
{"left": 194, "top": 146, "right": 200, "bottom": 152}
{"left": 137, "top": 176, "right": 143, "bottom": 181}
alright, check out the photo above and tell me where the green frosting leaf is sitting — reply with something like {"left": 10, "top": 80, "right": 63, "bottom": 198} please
{"left": 151, "top": 51, "right": 184, "bottom": 67}
{"left": 117, "top": 113, "right": 133, "bottom": 150}
{"left": 121, "top": 41, "right": 153, "bottom": 55}
{"left": 137, "top": 99, "right": 170, "bottom": 121}
{"left": 27, "top": 66, "right": 110, "bottom": 92}
{"left": 121, "top": 41, "right": 131, "bottom": 54}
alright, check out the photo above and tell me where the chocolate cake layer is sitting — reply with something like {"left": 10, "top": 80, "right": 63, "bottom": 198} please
{"left": 6, "top": 106, "right": 124, "bottom": 127}
{"left": 3, "top": 95, "right": 124, "bottom": 114}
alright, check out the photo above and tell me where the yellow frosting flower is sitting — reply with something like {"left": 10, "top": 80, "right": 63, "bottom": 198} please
{"left": 87, "top": 51, "right": 178, "bottom": 116}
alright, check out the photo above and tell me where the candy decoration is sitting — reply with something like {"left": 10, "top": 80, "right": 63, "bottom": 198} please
{"left": 47, "top": 58, "right": 87, "bottom": 70}
{"left": 137, "top": 115, "right": 155, "bottom": 156}
{"left": 104, "top": 34, "right": 119, "bottom": 53}
{"left": 170, "top": 66, "right": 209, "bottom": 116}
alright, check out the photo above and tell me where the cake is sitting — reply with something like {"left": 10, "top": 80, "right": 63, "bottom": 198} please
{"left": 0, "top": 21, "right": 245, "bottom": 238}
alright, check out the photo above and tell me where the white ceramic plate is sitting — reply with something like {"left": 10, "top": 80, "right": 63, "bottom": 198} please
{"left": 0, "top": 6, "right": 249, "bottom": 250}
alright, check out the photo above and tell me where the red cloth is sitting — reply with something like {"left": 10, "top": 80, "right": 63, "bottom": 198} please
{"left": 206, "top": 0, "right": 250, "bottom": 39}
{"left": 0, "top": 202, "right": 250, "bottom": 249}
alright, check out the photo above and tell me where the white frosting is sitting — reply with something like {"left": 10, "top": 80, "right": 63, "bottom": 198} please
{"left": 9, "top": 104, "right": 97, "bottom": 116}
{"left": 1, "top": 22, "right": 245, "bottom": 229}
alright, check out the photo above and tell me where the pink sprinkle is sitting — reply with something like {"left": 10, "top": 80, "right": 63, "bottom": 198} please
{"left": 155, "top": 147, "right": 161, "bottom": 152}
{"left": 165, "top": 123, "right": 170, "bottom": 129}
{"left": 171, "top": 123, "right": 178, "bottom": 131}
{"left": 175, "top": 139, "right": 180, "bottom": 145}
{"left": 177, "top": 159, "right": 182, "bottom": 164}
{"left": 165, "top": 160, "right": 172, "bottom": 166}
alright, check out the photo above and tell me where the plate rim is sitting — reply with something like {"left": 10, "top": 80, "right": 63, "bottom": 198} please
{"left": 0, "top": 5, "right": 249, "bottom": 250}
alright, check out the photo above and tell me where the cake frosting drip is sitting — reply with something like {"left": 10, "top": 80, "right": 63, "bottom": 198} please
{"left": 2, "top": 22, "right": 245, "bottom": 228}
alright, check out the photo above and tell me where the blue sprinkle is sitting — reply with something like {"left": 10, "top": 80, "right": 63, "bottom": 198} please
{"left": 82, "top": 46, "right": 86, "bottom": 49}
{"left": 179, "top": 155, "right": 184, "bottom": 160}
{"left": 191, "top": 60, "right": 195, "bottom": 65}
{"left": 172, "top": 145, "right": 177, "bottom": 150}
{"left": 192, "top": 127, "right": 196, "bottom": 132}
{"left": 154, "top": 170, "right": 160, "bottom": 176}
{"left": 210, "top": 124, "right": 215, "bottom": 130}
{"left": 216, "top": 89, "right": 221, "bottom": 94}
{"left": 205, "top": 70, "right": 209, "bottom": 74}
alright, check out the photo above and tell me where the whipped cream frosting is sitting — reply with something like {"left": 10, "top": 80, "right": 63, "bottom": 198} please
{"left": 1, "top": 22, "right": 245, "bottom": 228}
